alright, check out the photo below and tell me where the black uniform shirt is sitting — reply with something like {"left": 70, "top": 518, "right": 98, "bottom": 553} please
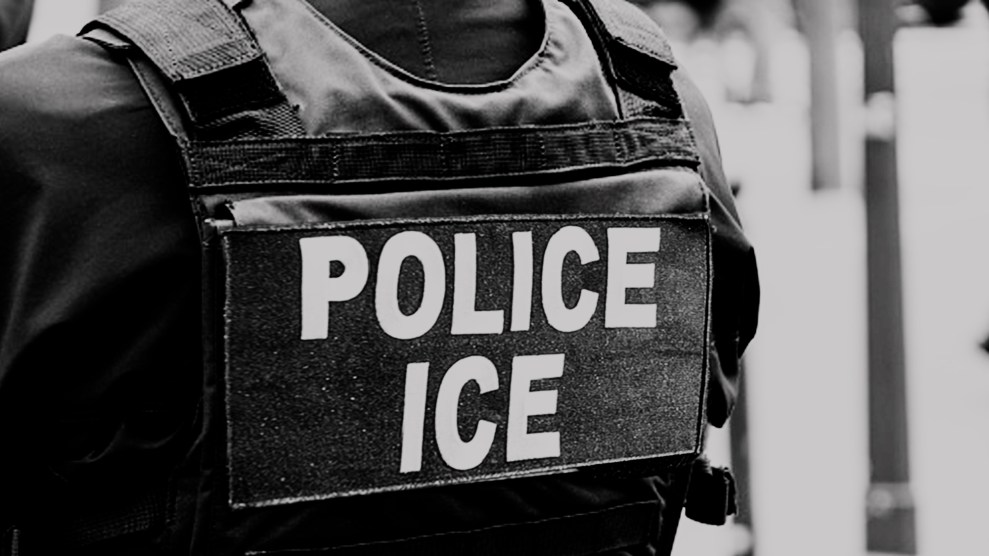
{"left": 0, "top": 36, "right": 202, "bottom": 520}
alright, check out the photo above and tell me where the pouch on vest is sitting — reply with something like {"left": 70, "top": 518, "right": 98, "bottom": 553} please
{"left": 83, "top": 0, "right": 716, "bottom": 553}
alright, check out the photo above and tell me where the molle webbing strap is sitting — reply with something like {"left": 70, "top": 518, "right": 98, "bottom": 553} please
{"left": 561, "top": 0, "right": 681, "bottom": 117}
{"left": 183, "top": 118, "right": 700, "bottom": 190}
{"left": 88, "top": 0, "right": 304, "bottom": 138}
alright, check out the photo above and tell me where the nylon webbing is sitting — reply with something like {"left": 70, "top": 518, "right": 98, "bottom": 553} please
{"left": 183, "top": 118, "right": 699, "bottom": 189}
{"left": 88, "top": 0, "right": 304, "bottom": 137}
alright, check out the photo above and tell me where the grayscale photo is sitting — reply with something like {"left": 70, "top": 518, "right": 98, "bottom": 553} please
{"left": 0, "top": 1, "right": 985, "bottom": 555}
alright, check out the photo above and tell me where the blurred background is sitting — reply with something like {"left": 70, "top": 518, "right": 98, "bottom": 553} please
{"left": 16, "top": 0, "right": 989, "bottom": 554}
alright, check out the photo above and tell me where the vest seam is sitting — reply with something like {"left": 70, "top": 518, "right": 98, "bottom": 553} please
{"left": 410, "top": 0, "right": 440, "bottom": 82}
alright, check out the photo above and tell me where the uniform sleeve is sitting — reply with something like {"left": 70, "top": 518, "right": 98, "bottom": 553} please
{"left": 0, "top": 36, "right": 202, "bottom": 525}
{"left": 672, "top": 68, "right": 760, "bottom": 428}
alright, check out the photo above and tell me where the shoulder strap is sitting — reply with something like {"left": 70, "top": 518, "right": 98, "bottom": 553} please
{"left": 576, "top": 0, "right": 677, "bottom": 65}
{"left": 81, "top": 0, "right": 701, "bottom": 192}
{"left": 86, "top": 0, "right": 682, "bottom": 135}
{"left": 560, "top": 0, "right": 683, "bottom": 119}
{"left": 81, "top": 0, "right": 304, "bottom": 139}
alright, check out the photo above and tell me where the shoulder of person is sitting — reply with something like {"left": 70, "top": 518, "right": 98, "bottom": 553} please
{"left": 0, "top": 34, "right": 148, "bottom": 142}
{"left": 0, "top": 34, "right": 167, "bottom": 191}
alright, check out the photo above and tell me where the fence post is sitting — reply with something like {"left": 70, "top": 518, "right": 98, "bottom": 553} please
{"left": 859, "top": 0, "right": 916, "bottom": 553}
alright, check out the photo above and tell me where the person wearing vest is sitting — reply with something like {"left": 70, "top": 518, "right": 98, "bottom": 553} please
{"left": 0, "top": 0, "right": 759, "bottom": 554}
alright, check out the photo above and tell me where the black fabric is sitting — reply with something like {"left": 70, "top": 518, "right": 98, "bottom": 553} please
{"left": 609, "top": 46, "right": 682, "bottom": 115}
{"left": 174, "top": 57, "right": 286, "bottom": 125}
{"left": 0, "top": 33, "right": 201, "bottom": 543}
{"left": 579, "top": 0, "right": 676, "bottom": 65}
{"left": 156, "top": 4, "right": 709, "bottom": 553}
{"left": 56, "top": 488, "right": 167, "bottom": 548}
{"left": 684, "top": 455, "right": 737, "bottom": 526}
{"left": 672, "top": 68, "right": 759, "bottom": 427}
{"left": 306, "top": 0, "right": 543, "bottom": 86}
{"left": 92, "top": 0, "right": 684, "bottom": 140}
{"left": 182, "top": 118, "right": 698, "bottom": 190}
{"left": 87, "top": 0, "right": 304, "bottom": 137}
{"left": 560, "top": 0, "right": 680, "bottom": 117}
{"left": 280, "top": 500, "right": 660, "bottom": 556}
{"left": 93, "top": 0, "right": 260, "bottom": 81}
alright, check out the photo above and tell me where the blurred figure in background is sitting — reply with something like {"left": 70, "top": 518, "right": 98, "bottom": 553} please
{"left": 0, "top": 0, "right": 32, "bottom": 50}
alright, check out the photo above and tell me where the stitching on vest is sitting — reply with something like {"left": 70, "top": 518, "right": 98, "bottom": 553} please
{"left": 410, "top": 0, "right": 439, "bottom": 82}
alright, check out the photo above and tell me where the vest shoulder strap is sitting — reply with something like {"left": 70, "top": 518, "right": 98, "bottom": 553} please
{"left": 81, "top": 0, "right": 304, "bottom": 138}
{"left": 575, "top": 0, "right": 677, "bottom": 65}
{"left": 561, "top": 0, "right": 682, "bottom": 118}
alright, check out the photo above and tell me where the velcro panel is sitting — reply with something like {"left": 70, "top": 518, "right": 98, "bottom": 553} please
{"left": 221, "top": 214, "right": 711, "bottom": 508}
{"left": 174, "top": 57, "right": 288, "bottom": 125}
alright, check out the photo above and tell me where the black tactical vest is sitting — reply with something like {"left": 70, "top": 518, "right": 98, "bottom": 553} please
{"left": 77, "top": 0, "right": 727, "bottom": 553}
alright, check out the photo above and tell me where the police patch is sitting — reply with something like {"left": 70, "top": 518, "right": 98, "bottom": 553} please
{"left": 221, "top": 214, "right": 711, "bottom": 508}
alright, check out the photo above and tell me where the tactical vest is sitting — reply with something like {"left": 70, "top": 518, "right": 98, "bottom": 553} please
{"left": 79, "top": 0, "right": 723, "bottom": 553}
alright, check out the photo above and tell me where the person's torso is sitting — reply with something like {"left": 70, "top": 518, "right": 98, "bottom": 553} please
{"left": 0, "top": 1, "right": 730, "bottom": 553}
